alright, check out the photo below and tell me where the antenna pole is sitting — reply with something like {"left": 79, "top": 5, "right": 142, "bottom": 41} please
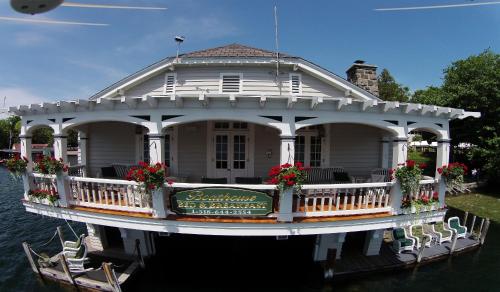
{"left": 274, "top": 4, "right": 280, "bottom": 93}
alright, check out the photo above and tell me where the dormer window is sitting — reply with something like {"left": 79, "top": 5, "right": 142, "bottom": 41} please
{"left": 164, "top": 73, "right": 176, "bottom": 94}
{"left": 220, "top": 73, "right": 242, "bottom": 93}
{"left": 290, "top": 73, "right": 302, "bottom": 95}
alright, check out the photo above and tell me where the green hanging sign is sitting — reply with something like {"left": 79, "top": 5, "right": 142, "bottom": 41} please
{"left": 171, "top": 188, "right": 273, "bottom": 216}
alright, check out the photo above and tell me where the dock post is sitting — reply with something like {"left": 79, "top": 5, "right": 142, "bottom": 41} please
{"left": 22, "top": 242, "right": 42, "bottom": 276}
{"left": 470, "top": 215, "right": 477, "bottom": 235}
{"left": 56, "top": 226, "right": 65, "bottom": 249}
{"left": 477, "top": 218, "right": 485, "bottom": 239}
{"left": 323, "top": 248, "right": 336, "bottom": 280}
{"left": 136, "top": 239, "right": 145, "bottom": 268}
{"left": 103, "top": 262, "right": 122, "bottom": 292}
{"left": 58, "top": 254, "right": 76, "bottom": 287}
{"left": 417, "top": 237, "right": 429, "bottom": 263}
{"left": 480, "top": 219, "right": 491, "bottom": 245}
{"left": 463, "top": 211, "right": 469, "bottom": 228}
{"left": 449, "top": 230, "right": 458, "bottom": 255}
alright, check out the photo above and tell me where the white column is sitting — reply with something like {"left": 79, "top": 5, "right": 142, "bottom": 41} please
{"left": 148, "top": 134, "right": 165, "bottom": 164}
{"left": 390, "top": 137, "right": 408, "bottom": 214}
{"left": 313, "top": 233, "right": 346, "bottom": 261}
{"left": 119, "top": 228, "right": 155, "bottom": 257}
{"left": 279, "top": 135, "right": 295, "bottom": 165}
{"left": 380, "top": 136, "right": 390, "bottom": 169}
{"left": 86, "top": 224, "right": 105, "bottom": 251}
{"left": 19, "top": 135, "right": 33, "bottom": 171}
{"left": 435, "top": 139, "right": 451, "bottom": 178}
{"left": 53, "top": 134, "right": 68, "bottom": 162}
{"left": 363, "top": 229, "right": 385, "bottom": 256}
{"left": 77, "top": 131, "right": 87, "bottom": 166}
{"left": 391, "top": 137, "right": 408, "bottom": 169}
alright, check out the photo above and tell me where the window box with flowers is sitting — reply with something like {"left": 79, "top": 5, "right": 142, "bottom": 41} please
{"left": 401, "top": 191, "right": 440, "bottom": 214}
{"left": 438, "top": 162, "right": 468, "bottom": 194}
{"left": 28, "top": 189, "right": 59, "bottom": 206}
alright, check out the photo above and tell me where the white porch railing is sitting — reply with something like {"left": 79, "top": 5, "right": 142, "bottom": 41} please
{"left": 292, "top": 182, "right": 394, "bottom": 217}
{"left": 32, "top": 173, "right": 58, "bottom": 193}
{"left": 415, "top": 179, "right": 438, "bottom": 200}
{"left": 67, "top": 164, "right": 86, "bottom": 177}
{"left": 67, "top": 177, "right": 153, "bottom": 213}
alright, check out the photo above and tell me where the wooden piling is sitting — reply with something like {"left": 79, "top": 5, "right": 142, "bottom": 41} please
{"left": 417, "top": 237, "right": 429, "bottom": 263}
{"left": 58, "top": 254, "right": 76, "bottom": 287}
{"left": 103, "top": 262, "right": 122, "bottom": 292}
{"left": 470, "top": 215, "right": 477, "bottom": 234}
{"left": 22, "top": 242, "right": 41, "bottom": 276}
{"left": 323, "top": 248, "right": 337, "bottom": 280}
{"left": 56, "top": 226, "right": 65, "bottom": 249}
{"left": 480, "top": 219, "right": 491, "bottom": 245}
{"left": 135, "top": 239, "right": 145, "bottom": 269}
{"left": 463, "top": 212, "right": 469, "bottom": 228}
{"left": 478, "top": 218, "right": 485, "bottom": 239}
{"left": 449, "top": 231, "right": 458, "bottom": 255}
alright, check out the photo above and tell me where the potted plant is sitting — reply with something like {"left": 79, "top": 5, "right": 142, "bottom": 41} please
{"left": 267, "top": 162, "right": 307, "bottom": 222}
{"left": 34, "top": 155, "right": 69, "bottom": 175}
{"left": 392, "top": 160, "right": 427, "bottom": 213}
{"left": 438, "top": 162, "right": 468, "bottom": 193}
{"left": 1, "top": 155, "right": 29, "bottom": 178}
{"left": 267, "top": 162, "right": 307, "bottom": 192}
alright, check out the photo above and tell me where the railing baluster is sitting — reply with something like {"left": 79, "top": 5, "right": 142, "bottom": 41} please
{"left": 320, "top": 197, "right": 325, "bottom": 212}
{"left": 342, "top": 191, "right": 348, "bottom": 210}
{"left": 328, "top": 196, "right": 333, "bottom": 211}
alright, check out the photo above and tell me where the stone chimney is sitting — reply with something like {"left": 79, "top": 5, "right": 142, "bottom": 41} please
{"left": 346, "top": 60, "right": 379, "bottom": 96}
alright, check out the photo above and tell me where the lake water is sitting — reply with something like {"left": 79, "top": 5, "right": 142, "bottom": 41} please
{"left": 0, "top": 167, "right": 499, "bottom": 292}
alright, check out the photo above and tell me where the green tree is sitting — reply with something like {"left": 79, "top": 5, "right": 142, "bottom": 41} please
{"left": 441, "top": 50, "right": 500, "bottom": 184}
{"left": 32, "top": 127, "right": 54, "bottom": 145}
{"left": 0, "top": 116, "right": 21, "bottom": 149}
{"left": 377, "top": 69, "right": 410, "bottom": 102}
{"left": 411, "top": 86, "right": 447, "bottom": 106}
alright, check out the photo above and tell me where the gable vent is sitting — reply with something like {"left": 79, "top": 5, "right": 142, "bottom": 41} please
{"left": 221, "top": 74, "right": 241, "bottom": 93}
{"left": 290, "top": 74, "right": 301, "bottom": 95}
{"left": 164, "top": 73, "right": 176, "bottom": 94}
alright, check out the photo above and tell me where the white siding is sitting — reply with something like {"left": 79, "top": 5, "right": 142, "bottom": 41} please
{"left": 87, "top": 122, "right": 137, "bottom": 177}
{"left": 177, "top": 122, "right": 207, "bottom": 182}
{"left": 125, "top": 66, "right": 345, "bottom": 98}
{"left": 254, "top": 125, "right": 280, "bottom": 179}
{"left": 329, "top": 124, "right": 384, "bottom": 176}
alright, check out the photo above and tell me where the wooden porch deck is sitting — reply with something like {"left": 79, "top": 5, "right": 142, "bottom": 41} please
{"left": 333, "top": 234, "right": 480, "bottom": 278}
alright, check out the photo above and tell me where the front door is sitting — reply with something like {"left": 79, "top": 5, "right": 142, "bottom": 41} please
{"left": 208, "top": 122, "right": 254, "bottom": 183}
{"left": 213, "top": 133, "right": 250, "bottom": 183}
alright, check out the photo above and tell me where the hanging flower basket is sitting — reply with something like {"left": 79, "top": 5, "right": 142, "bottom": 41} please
{"left": 267, "top": 162, "right": 307, "bottom": 192}
{"left": 0, "top": 155, "right": 29, "bottom": 178}
{"left": 34, "top": 155, "right": 68, "bottom": 174}
{"left": 438, "top": 162, "right": 468, "bottom": 193}
{"left": 126, "top": 161, "right": 167, "bottom": 193}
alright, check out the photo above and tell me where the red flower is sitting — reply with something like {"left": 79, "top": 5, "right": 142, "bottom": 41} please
{"left": 388, "top": 168, "right": 394, "bottom": 175}
{"left": 139, "top": 161, "right": 148, "bottom": 167}
{"left": 406, "top": 160, "right": 416, "bottom": 168}
{"left": 167, "top": 179, "right": 175, "bottom": 186}
{"left": 286, "top": 180, "right": 295, "bottom": 186}
{"left": 281, "top": 163, "right": 292, "bottom": 168}
{"left": 418, "top": 163, "right": 427, "bottom": 170}
{"left": 432, "top": 191, "right": 439, "bottom": 200}
{"left": 437, "top": 168, "right": 443, "bottom": 174}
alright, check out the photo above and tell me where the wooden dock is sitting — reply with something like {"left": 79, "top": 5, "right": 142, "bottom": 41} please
{"left": 333, "top": 235, "right": 480, "bottom": 278}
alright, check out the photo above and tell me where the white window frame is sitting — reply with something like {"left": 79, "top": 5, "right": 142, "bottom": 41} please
{"left": 163, "top": 73, "right": 177, "bottom": 95}
{"left": 219, "top": 73, "right": 243, "bottom": 94}
{"left": 289, "top": 73, "right": 302, "bottom": 95}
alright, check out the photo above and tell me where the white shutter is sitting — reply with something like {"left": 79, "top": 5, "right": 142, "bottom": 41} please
{"left": 164, "top": 73, "right": 176, "bottom": 94}
{"left": 290, "top": 73, "right": 302, "bottom": 95}
{"left": 221, "top": 74, "right": 241, "bottom": 93}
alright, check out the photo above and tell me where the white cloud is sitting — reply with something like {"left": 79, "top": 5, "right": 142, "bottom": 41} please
{"left": 115, "top": 16, "right": 239, "bottom": 54}
{"left": 14, "top": 31, "right": 51, "bottom": 46}
{"left": 0, "top": 87, "right": 46, "bottom": 118}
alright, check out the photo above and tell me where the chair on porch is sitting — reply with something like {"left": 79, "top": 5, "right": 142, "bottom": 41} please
{"left": 201, "top": 177, "right": 228, "bottom": 184}
{"left": 63, "top": 243, "right": 90, "bottom": 273}
{"left": 409, "top": 224, "right": 432, "bottom": 248}
{"left": 366, "top": 168, "right": 391, "bottom": 183}
{"left": 304, "top": 167, "right": 354, "bottom": 184}
{"left": 392, "top": 228, "right": 415, "bottom": 253}
{"left": 448, "top": 217, "right": 468, "bottom": 239}
{"left": 428, "top": 222, "right": 453, "bottom": 244}
{"left": 63, "top": 234, "right": 85, "bottom": 252}
{"left": 235, "top": 177, "right": 262, "bottom": 184}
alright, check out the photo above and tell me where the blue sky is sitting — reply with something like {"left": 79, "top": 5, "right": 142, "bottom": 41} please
{"left": 0, "top": 0, "right": 498, "bottom": 108}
